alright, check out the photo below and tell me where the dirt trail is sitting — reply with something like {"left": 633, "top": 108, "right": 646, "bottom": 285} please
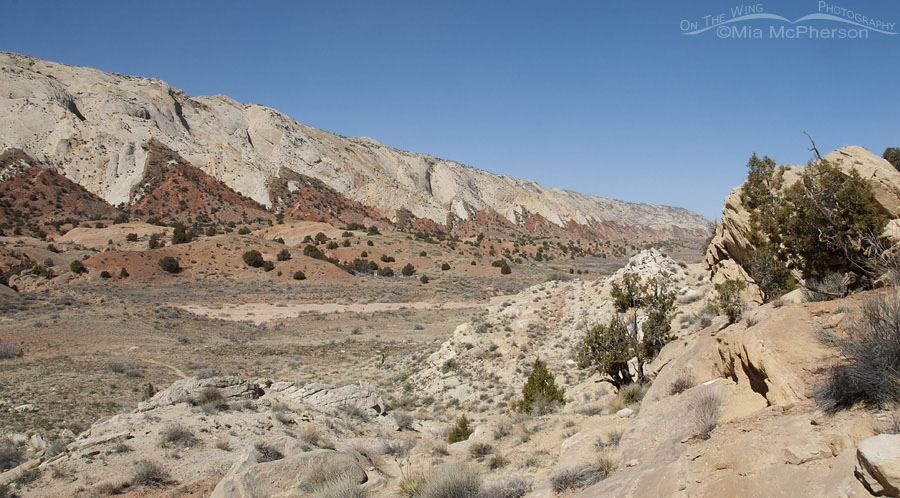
{"left": 145, "top": 358, "right": 189, "bottom": 379}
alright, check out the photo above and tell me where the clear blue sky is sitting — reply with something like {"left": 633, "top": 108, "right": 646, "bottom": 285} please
{"left": 3, "top": 0, "right": 898, "bottom": 220}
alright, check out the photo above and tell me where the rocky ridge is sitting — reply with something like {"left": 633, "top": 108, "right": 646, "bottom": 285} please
{"left": 0, "top": 51, "right": 710, "bottom": 242}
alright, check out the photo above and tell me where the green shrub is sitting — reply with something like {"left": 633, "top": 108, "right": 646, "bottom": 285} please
{"left": 381, "top": 254, "right": 395, "bottom": 263}
{"left": 710, "top": 278, "right": 746, "bottom": 323}
{"left": 441, "top": 263, "right": 450, "bottom": 271}
{"left": 315, "top": 232, "right": 328, "bottom": 243}
{"left": 120, "top": 267, "right": 129, "bottom": 278}
{"left": 206, "top": 226, "right": 217, "bottom": 236}
{"left": 313, "top": 472, "right": 362, "bottom": 498}
{"left": 884, "top": 147, "right": 900, "bottom": 171}
{"left": 512, "top": 358, "right": 565, "bottom": 414}
{"left": 326, "top": 241, "right": 339, "bottom": 250}
{"left": 420, "top": 275, "right": 429, "bottom": 284}
{"left": 367, "top": 226, "right": 380, "bottom": 235}
{"left": 238, "top": 226, "right": 251, "bottom": 235}
{"left": 377, "top": 267, "right": 394, "bottom": 277}
{"left": 100, "top": 270, "right": 112, "bottom": 279}
{"left": 70, "top": 260, "right": 87, "bottom": 274}
{"left": 158, "top": 256, "right": 180, "bottom": 273}
{"left": 293, "top": 270, "right": 306, "bottom": 281}
{"left": 148, "top": 233, "right": 162, "bottom": 249}
{"left": 262, "top": 260, "right": 275, "bottom": 272}
{"left": 500, "top": 262, "right": 511, "bottom": 274}
{"left": 243, "top": 250, "right": 264, "bottom": 268}
{"left": 402, "top": 263, "right": 416, "bottom": 276}
{"left": 126, "top": 233, "right": 138, "bottom": 242}
{"left": 447, "top": 415, "right": 473, "bottom": 444}
{"left": 171, "top": 224, "right": 190, "bottom": 244}
{"left": 577, "top": 316, "right": 633, "bottom": 387}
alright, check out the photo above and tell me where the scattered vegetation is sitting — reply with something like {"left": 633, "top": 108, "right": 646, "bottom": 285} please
{"left": 0, "top": 439, "right": 22, "bottom": 471}
{"left": 255, "top": 442, "right": 284, "bottom": 462}
{"left": 668, "top": 371, "right": 695, "bottom": 395}
{"left": 550, "top": 463, "right": 607, "bottom": 493}
{"left": 418, "top": 463, "right": 481, "bottom": 498}
{"left": 243, "top": 250, "right": 264, "bottom": 268}
{"left": 0, "top": 341, "right": 23, "bottom": 360}
{"left": 159, "top": 423, "right": 196, "bottom": 447}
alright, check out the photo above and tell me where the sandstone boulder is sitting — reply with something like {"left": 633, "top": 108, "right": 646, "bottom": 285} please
{"left": 856, "top": 434, "right": 900, "bottom": 497}
{"left": 269, "top": 381, "right": 385, "bottom": 415}
{"left": 137, "top": 376, "right": 262, "bottom": 411}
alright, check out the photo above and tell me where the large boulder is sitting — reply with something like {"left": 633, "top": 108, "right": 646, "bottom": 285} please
{"left": 856, "top": 434, "right": 900, "bottom": 496}
{"left": 210, "top": 446, "right": 367, "bottom": 498}
{"left": 269, "top": 381, "right": 385, "bottom": 415}
{"left": 137, "top": 376, "right": 263, "bottom": 411}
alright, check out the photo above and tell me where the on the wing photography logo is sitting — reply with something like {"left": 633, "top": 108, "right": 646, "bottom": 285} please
{"left": 680, "top": 2, "right": 896, "bottom": 39}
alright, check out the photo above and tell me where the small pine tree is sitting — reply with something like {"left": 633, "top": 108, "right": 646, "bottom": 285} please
{"left": 171, "top": 224, "right": 190, "bottom": 245}
{"left": 420, "top": 274, "right": 429, "bottom": 284}
{"left": 402, "top": 263, "right": 416, "bottom": 276}
{"left": 513, "top": 358, "right": 566, "bottom": 414}
{"left": 710, "top": 278, "right": 746, "bottom": 324}
{"left": 119, "top": 267, "right": 129, "bottom": 278}
{"left": 277, "top": 249, "right": 291, "bottom": 261}
{"left": 448, "top": 415, "right": 473, "bottom": 443}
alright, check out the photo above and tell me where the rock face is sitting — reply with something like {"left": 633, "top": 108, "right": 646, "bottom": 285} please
{"left": 705, "top": 146, "right": 900, "bottom": 279}
{"left": 269, "top": 381, "right": 386, "bottom": 415}
{"left": 0, "top": 51, "right": 710, "bottom": 241}
{"left": 856, "top": 434, "right": 900, "bottom": 497}
{"left": 137, "top": 376, "right": 263, "bottom": 411}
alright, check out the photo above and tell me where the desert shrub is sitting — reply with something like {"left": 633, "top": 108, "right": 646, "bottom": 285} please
{"left": 690, "top": 386, "right": 724, "bottom": 439}
{"left": 69, "top": 259, "right": 86, "bottom": 274}
{"left": 377, "top": 267, "right": 394, "bottom": 277}
{"left": 480, "top": 476, "right": 531, "bottom": 498}
{"left": 119, "top": 267, "right": 129, "bottom": 278}
{"left": 803, "top": 273, "right": 846, "bottom": 302}
{"left": 668, "top": 372, "right": 695, "bottom": 395}
{"left": 262, "top": 260, "right": 275, "bottom": 272}
{"left": 0, "top": 341, "right": 22, "bottom": 359}
{"left": 206, "top": 226, "right": 217, "bottom": 236}
{"left": 313, "top": 472, "right": 363, "bottom": 498}
{"left": 402, "top": 263, "right": 416, "bottom": 276}
{"left": 512, "top": 358, "right": 565, "bottom": 414}
{"left": 709, "top": 278, "right": 746, "bottom": 323}
{"left": 441, "top": 262, "right": 450, "bottom": 271}
{"left": 596, "top": 428, "right": 624, "bottom": 450}
{"left": 420, "top": 275, "right": 429, "bottom": 284}
{"left": 255, "top": 442, "right": 283, "bottom": 462}
{"left": 618, "top": 383, "right": 644, "bottom": 405}
{"left": 468, "top": 442, "right": 492, "bottom": 460}
{"left": 126, "top": 233, "right": 138, "bottom": 242}
{"left": 367, "top": 240, "right": 374, "bottom": 246}
{"left": 148, "top": 233, "right": 162, "bottom": 249}
{"left": 367, "top": 226, "right": 380, "bottom": 235}
{"left": 399, "top": 475, "right": 425, "bottom": 497}
{"left": 326, "top": 241, "right": 339, "bottom": 250}
{"left": 157, "top": 256, "right": 180, "bottom": 273}
{"left": 419, "top": 463, "right": 481, "bottom": 498}
{"left": 193, "top": 387, "right": 227, "bottom": 411}
{"left": 0, "top": 439, "right": 22, "bottom": 471}
{"left": 447, "top": 415, "right": 473, "bottom": 444}
{"left": 816, "top": 289, "right": 900, "bottom": 411}
{"left": 550, "top": 464, "right": 605, "bottom": 493}
{"left": 13, "top": 467, "right": 39, "bottom": 485}
{"left": 884, "top": 147, "right": 900, "bottom": 171}
{"left": 46, "top": 438, "right": 71, "bottom": 458}
{"left": 0, "top": 483, "right": 11, "bottom": 498}
{"left": 159, "top": 423, "right": 196, "bottom": 447}
{"left": 131, "top": 460, "right": 170, "bottom": 487}
{"left": 500, "top": 262, "right": 511, "bottom": 274}
{"left": 243, "top": 250, "right": 264, "bottom": 267}
{"left": 108, "top": 361, "right": 143, "bottom": 377}
{"left": 171, "top": 224, "right": 190, "bottom": 244}
{"left": 293, "top": 270, "right": 307, "bottom": 281}
{"left": 100, "top": 270, "right": 112, "bottom": 279}
{"left": 277, "top": 248, "right": 292, "bottom": 261}
{"left": 380, "top": 254, "right": 395, "bottom": 263}
{"left": 380, "top": 439, "right": 414, "bottom": 457}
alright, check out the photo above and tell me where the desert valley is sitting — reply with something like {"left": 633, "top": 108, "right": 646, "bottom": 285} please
{"left": 2, "top": 50, "right": 900, "bottom": 498}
